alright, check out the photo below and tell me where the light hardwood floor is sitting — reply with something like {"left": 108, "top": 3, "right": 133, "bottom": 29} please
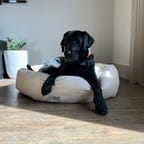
{"left": 0, "top": 79, "right": 144, "bottom": 144}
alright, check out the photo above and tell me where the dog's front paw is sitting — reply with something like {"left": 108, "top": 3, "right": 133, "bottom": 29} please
{"left": 41, "top": 76, "right": 55, "bottom": 96}
{"left": 95, "top": 101, "right": 108, "bottom": 115}
{"left": 94, "top": 89, "right": 108, "bottom": 115}
{"left": 41, "top": 82, "right": 53, "bottom": 96}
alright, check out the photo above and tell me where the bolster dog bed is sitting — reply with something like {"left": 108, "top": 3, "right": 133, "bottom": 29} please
{"left": 16, "top": 63, "right": 119, "bottom": 103}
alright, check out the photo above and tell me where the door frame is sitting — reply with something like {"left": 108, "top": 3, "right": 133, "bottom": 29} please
{"left": 129, "top": 0, "right": 144, "bottom": 83}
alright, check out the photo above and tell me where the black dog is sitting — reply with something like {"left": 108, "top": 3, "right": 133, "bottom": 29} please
{"left": 27, "top": 30, "right": 107, "bottom": 115}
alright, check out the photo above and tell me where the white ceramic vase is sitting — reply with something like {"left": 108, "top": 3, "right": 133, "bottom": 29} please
{"left": 4, "top": 50, "right": 28, "bottom": 79}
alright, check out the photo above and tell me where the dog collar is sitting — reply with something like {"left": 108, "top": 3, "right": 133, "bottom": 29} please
{"left": 87, "top": 48, "right": 92, "bottom": 58}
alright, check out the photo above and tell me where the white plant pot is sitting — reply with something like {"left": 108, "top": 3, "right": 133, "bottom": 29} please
{"left": 4, "top": 50, "right": 28, "bottom": 79}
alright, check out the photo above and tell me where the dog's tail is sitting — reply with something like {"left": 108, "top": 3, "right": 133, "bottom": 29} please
{"left": 27, "top": 64, "right": 33, "bottom": 71}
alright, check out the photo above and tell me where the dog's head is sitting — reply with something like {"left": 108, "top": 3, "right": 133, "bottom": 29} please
{"left": 60, "top": 30, "right": 94, "bottom": 64}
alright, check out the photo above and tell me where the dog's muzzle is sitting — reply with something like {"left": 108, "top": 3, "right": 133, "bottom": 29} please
{"left": 64, "top": 52, "right": 79, "bottom": 63}
{"left": 64, "top": 50, "right": 71, "bottom": 58}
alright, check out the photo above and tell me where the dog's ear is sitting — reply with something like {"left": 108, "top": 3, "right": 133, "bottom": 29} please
{"left": 83, "top": 31, "right": 94, "bottom": 49}
{"left": 80, "top": 31, "right": 94, "bottom": 61}
{"left": 60, "top": 31, "right": 71, "bottom": 53}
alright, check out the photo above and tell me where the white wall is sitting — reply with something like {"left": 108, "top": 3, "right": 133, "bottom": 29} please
{"left": 0, "top": 0, "right": 114, "bottom": 64}
{"left": 113, "top": 0, "right": 132, "bottom": 66}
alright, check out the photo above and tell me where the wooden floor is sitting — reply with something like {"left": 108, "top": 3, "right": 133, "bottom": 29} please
{"left": 0, "top": 79, "right": 144, "bottom": 144}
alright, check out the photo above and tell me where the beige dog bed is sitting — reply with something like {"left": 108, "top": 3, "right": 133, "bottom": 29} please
{"left": 16, "top": 63, "right": 119, "bottom": 103}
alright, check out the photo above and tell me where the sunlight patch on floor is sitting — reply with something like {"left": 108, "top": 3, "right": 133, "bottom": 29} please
{"left": 0, "top": 104, "right": 143, "bottom": 137}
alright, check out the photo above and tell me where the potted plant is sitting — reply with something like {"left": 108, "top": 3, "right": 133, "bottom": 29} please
{"left": 4, "top": 37, "right": 28, "bottom": 79}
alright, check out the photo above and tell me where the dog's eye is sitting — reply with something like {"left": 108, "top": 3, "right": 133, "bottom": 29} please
{"left": 75, "top": 39, "right": 80, "bottom": 46}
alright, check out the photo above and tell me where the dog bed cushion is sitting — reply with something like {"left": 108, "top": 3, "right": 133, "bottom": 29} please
{"left": 16, "top": 63, "right": 119, "bottom": 103}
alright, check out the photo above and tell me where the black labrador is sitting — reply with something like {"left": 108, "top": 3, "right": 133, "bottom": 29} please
{"left": 27, "top": 30, "right": 108, "bottom": 115}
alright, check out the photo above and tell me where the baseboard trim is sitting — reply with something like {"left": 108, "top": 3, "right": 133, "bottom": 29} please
{"left": 114, "top": 64, "right": 129, "bottom": 80}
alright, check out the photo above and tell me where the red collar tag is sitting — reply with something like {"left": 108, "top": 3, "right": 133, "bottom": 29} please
{"left": 87, "top": 48, "right": 92, "bottom": 58}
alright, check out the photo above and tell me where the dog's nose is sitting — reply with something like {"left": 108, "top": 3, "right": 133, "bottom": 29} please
{"left": 65, "top": 50, "right": 71, "bottom": 57}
